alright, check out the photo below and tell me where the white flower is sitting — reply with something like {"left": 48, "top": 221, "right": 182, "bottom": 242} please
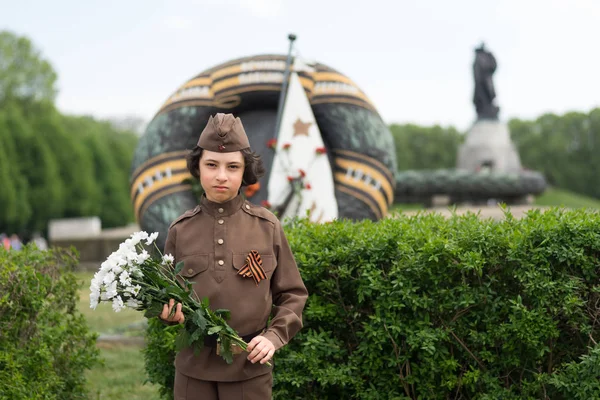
{"left": 112, "top": 295, "right": 125, "bottom": 312}
{"left": 162, "top": 254, "right": 174, "bottom": 265}
{"left": 125, "top": 248, "right": 140, "bottom": 264}
{"left": 126, "top": 284, "right": 141, "bottom": 296}
{"left": 100, "top": 258, "right": 115, "bottom": 272}
{"left": 129, "top": 265, "right": 142, "bottom": 277}
{"left": 118, "top": 243, "right": 137, "bottom": 261}
{"left": 113, "top": 254, "right": 128, "bottom": 267}
{"left": 136, "top": 250, "right": 150, "bottom": 264}
{"left": 119, "top": 270, "right": 132, "bottom": 287}
{"left": 90, "top": 275, "right": 102, "bottom": 292}
{"left": 146, "top": 232, "right": 159, "bottom": 245}
{"left": 133, "top": 285, "right": 141, "bottom": 295}
{"left": 90, "top": 295, "right": 99, "bottom": 310}
{"left": 93, "top": 269, "right": 106, "bottom": 283}
{"left": 126, "top": 298, "right": 140, "bottom": 309}
{"left": 89, "top": 276, "right": 101, "bottom": 309}
{"left": 103, "top": 271, "right": 116, "bottom": 286}
{"left": 121, "top": 240, "right": 134, "bottom": 251}
{"left": 105, "top": 280, "right": 118, "bottom": 299}
{"left": 89, "top": 281, "right": 100, "bottom": 309}
{"left": 90, "top": 232, "right": 163, "bottom": 316}
{"left": 130, "top": 231, "right": 148, "bottom": 246}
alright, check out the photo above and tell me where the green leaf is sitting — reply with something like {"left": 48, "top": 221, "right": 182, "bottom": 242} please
{"left": 207, "top": 326, "right": 223, "bottom": 335}
{"left": 214, "top": 308, "right": 231, "bottom": 320}
{"left": 174, "top": 329, "right": 191, "bottom": 352}
{"left": 192, "top": 308, "right": 207, "bottom": 331}
{"left": 190, "top": 327, "right": 205, "bottom": 343}
{"left": 144, "top": 302, "right": 164, "bottom": 319}
{"left": 174, "top": 261, "right": 185, "bottom": 275}
{"left": 219, "top": 335, "right": 234, "bottom": 364}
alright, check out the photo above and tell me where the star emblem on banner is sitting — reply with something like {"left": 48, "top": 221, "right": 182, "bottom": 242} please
{"left": 293, "top": 118, "right": 311, "bottom": 136}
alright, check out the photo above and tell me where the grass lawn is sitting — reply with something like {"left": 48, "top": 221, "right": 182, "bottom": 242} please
{"left": 76, "top": 271, "right": 163, "bottom": 399}
{"left": 534, "top": 187, "right": 600, "bottom": 209}
{"left": 388, "top": 203, "right": 424, "bottom": 214}
{"left": 86, "top": 344, "right": 162, "bottom": 400}
{"left": 388, "top": 187, "right": 600, "bottom": 216}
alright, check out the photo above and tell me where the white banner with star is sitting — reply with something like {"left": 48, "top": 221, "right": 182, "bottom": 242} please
{"left": 267, "top": 68, "right": 338, "bottom": 223}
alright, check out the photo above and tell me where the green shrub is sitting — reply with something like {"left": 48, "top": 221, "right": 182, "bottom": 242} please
{"left": 143, "top": 318, "right": 181, "bottom": 400}
{"left": 143, "top": 207, "right": 600, "bottom": 399}
{"left": 0, "top": 245, "right": 99, "bottom": 399}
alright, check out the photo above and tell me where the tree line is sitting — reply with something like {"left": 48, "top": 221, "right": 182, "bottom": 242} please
{"left": 0, "top": 31, "right": 138, "bottom": 237}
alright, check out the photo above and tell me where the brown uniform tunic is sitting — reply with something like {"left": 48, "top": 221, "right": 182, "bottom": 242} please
{"left": 164, "top": 193, "right": 308, "bottom": 382}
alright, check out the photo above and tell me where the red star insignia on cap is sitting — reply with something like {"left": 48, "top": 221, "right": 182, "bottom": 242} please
{"left": 218, "top": 144, "right": 226, "bottom": 151}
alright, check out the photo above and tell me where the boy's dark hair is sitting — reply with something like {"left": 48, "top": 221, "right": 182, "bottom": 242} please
{"left": 186, "top": 146, "right": 265, "bottom": 186}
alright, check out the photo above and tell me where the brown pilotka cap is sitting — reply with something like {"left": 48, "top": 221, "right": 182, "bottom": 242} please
{"left": 197, "top": 113, "right": 250, "bottom": 152}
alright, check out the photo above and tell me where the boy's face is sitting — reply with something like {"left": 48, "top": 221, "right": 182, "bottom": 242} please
{"left": 199, "top": 150, "right": 244, "bottom": 203}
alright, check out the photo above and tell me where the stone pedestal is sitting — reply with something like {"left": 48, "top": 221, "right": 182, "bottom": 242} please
{"left": 457, "top": 119, "right": 522, "bottom": 173}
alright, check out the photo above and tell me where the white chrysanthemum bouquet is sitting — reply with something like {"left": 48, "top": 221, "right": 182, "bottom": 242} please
{"left": 89, "top": 231, "right": 262, "bottom": 364}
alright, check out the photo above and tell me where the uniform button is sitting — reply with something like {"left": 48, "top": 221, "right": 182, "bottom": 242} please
{"left": 218, "top": 260, "right": 224, "bottom": 266}
{"left": 245, "top": 204, "right": 250, "bottom": 209}
{"left": 218, "top": 219, "right": 224, "bottom": 224}
{"left": 217, "top": 239, "right": 224, "bottom": 245}
{"left": 187, "top": 268, "right": 194, "bottom": 274}
{"left": 218, "top": 208, "right": 224, "bottom": 213}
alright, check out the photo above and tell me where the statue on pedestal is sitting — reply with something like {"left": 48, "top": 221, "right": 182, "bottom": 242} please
{"left": 473, "top": 42, "right": 499, "bottom": 120}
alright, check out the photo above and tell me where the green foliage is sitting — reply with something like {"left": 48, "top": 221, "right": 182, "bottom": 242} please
{"left": 0, "top": 245, "right": 100, "bottom": 399}
{"left": 61, "top": 114, "right": 139, "bottom": 226}
{"left": 510, "top": 108, "right": 600, "bottom": 200}
{"left": 3, "top": 100, "right": 65, "bottom": 232}
{"left": 544, "top": 344, "right": 600, "bottom": 399}
{"left": 273, "top": 209, "right": 600, "bottom": 399}
{"left": 78, "top": 118, "right": 135, "bottom": 228}
{"left": 390, "top": 124, "right": 463, "bottom": 171}
{"left": 142, "top": 208, "right": 600, "bottom": 399}
{"left": 0, "top": 31, "right": 138, "bottom": 235}
{"left": 0, "top": 30, "right": 57, "bottom": 103}
{"left": 394, "top": 169, "right": 546, "bottom": 203}
{"left": 0, "top": 109, "right": 32, "bottom": 231}
{"left": 31, "top": 102, "right": 100, "bottom": 218}
{"left": 143, "top": 319, "right": 181, "bottom": 400}
{"left": 0, "top": 102, "right": 138, "bottom": 234}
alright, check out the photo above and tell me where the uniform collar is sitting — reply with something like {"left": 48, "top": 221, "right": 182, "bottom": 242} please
{"left": 200, "top": 193, "right": 244, "bottom": 217}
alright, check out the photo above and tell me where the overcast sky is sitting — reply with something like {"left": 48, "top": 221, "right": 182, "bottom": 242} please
{"left": 2, "top": 0, "right": 599, "bottom": 131}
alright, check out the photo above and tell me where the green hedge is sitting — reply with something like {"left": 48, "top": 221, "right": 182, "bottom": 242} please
{"left": 0, "top": 245, "right": 99, "bottom": 399}
{"left": 144, "top": 207, "right": 600, "bottom": 399}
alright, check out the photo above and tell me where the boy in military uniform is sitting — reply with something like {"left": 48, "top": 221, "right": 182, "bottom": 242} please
{"left": 159, "top": 113, "right": 308, "bottom": 399}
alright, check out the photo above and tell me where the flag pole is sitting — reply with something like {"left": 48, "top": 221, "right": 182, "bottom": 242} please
{"left": 273, "top": 33, "right": 296, "bottom": 140}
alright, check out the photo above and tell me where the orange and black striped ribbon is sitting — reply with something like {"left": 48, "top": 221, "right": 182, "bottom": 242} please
{"left": 237, "top": 250, "right": 267, "bottom": 285}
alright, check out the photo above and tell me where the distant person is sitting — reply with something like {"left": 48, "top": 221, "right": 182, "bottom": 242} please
{"left": 9, "top": 234, "right": 22, "bottom": 251}
{"left": 0, "top": 233, "right": 10, "bottom": 250}
{"left": 31, "top": 232, "right": 48, "bottom": 250}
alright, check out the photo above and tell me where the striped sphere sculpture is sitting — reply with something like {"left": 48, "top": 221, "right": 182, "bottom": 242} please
{"left": 130, "top": 54, "right": 397, "bottom": 250}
